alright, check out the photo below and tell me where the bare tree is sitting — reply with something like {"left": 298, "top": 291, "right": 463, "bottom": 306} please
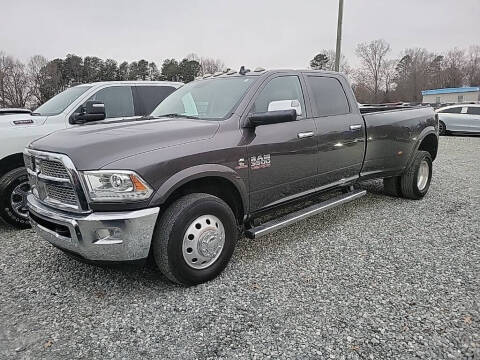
{"left": 0, "top": 52, "right": 14, "bottom": 107}
{"left": 442, "top": 48, "right": 465, "bottom": 88}
{"left": 27, "top": 55, "right": 48, "bottom": 106}
{"left": 3, "top": 59, "right": 30, "bottom": 108}
{"left": 355, "top": 39, "right": 391, "bottom": 102}
{"left": 310, "top": 49, "right": 351, "bottom": 77}
{"left": 381, "top": 59, "right": 396, "bottom": 101}
{"left": 464, "top": 45, "right": 480, "bottom": 86}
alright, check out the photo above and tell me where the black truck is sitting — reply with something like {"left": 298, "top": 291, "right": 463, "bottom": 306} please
{"left": 25, "top": 69, "right": 438, "bottom": 285}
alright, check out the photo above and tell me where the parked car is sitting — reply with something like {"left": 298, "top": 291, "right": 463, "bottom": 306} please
{"left": 25, "top": 69, "right": 438, "bottom": 285}
{"left": 436, "top": 104, "right": 480, "bottom": 135}
{"left": 0, "top": 81, "right": 182, "bottom": 228}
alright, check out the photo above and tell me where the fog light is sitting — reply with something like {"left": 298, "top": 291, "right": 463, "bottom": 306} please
{"left": 95, "top": 227, "right": 122, "bottom": 244}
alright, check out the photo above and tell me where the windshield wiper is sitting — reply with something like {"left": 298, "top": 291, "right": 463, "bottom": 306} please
{"left": 157, "top": 113, "right": 200, "bottom": 119}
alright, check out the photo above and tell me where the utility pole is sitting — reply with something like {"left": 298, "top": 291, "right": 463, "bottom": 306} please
{"left": 335, "top": 0, "right": 344, "bottom": 72}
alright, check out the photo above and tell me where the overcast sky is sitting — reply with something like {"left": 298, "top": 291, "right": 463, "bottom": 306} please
{"left": 2, "top": 0, "right": 479, "bottom": 69}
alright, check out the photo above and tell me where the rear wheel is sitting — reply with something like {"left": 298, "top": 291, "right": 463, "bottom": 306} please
{"left": 0, "top": 167, "right": 31, "bottom": 229}
{"left": 439, "top": 121, "right": 447, "bottom": 136}
{"left": 152, "top": 193, "right": 238, "bottom": 286}
{"left": 399, "top": 151, "right": 432, "bottom": 200}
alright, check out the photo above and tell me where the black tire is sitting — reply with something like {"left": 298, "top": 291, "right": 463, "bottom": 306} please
{"left": 439, "top": 121, "right": 447, "bottom": 136}
{"left": 383, "top": 176, "right": 402, "bottom": 197}
{"left": 400, "top": 151, "right": 432, "bottom": 200}
{"left": 0, "top": 167, "right": 31, "bottom": 229}
{"left": 152, "top": 193, "right": 238, "bottom": 286}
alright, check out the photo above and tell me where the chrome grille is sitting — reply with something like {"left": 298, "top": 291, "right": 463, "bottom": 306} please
{"left": 46, "top": 184, "right": 78, "bottom": 206}
{"left": 24, "top": 149, "right": 88, "bottom": 213}
{"left": 40, "top": 160, "right": 70, "bottom": 179}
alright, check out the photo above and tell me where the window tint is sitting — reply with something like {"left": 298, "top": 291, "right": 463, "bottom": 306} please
{"left": 467, "top": 106, "right": 480, "bottom": 115}
{"left": 439, "top": 107, "right": 462, "bottom": 114}
{"left": 133, "top": 86, "right": 177, "bottom": 116}
{"left": 306, "top": 76, "right": 350, "bottom": 117}
{"left": 90, "top": 86, "right": 134, "bottom": 118}
{"left": 252, "top": 76, "right": 305, "bottom": 117}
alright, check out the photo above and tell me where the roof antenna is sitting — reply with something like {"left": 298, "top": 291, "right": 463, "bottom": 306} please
{"left": 239, "top": 66, "right": 250, "bottom": 75}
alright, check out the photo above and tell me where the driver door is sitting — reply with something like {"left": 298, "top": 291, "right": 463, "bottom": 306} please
{"left": 245, "top": 74, "right": 318, "bottom": 212}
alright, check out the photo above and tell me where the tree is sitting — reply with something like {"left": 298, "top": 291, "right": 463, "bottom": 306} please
{"left": 82, "top": 56, "right": 103, "bottom": 83}
{"left": 161, "top": 59, "right": 179, "bottom": 81}
{"left": 355, "top": 39, "right": 391, "bottom": 102}
{"left": 101, "top": 59, "right": 118, "bottom": 81}
{"left": 117, "top": 61, "right": 129, "bottom": 80}
{"left": 3, "top": 60, "right": 30, "bottom": 107}
{"left": 310, "top": 53, "right": 329, "bottom": 70}
{"left": 465, "top": 45, "right": 480, "bottom": 86}
{"left": 27, "top": 55, "right": 48, "bottom": 106}
{"left": 38, "top": 60, "right": 64, "bottom": 104}
{"left": 0, "top": 52, "right": 14, "bottom": 107}
{"left": 178, "top": 59, "right": 201, "bottom": 82}
{"left": 442, "top": 48, "right": 465, "bottom": 88}
{"left": 148, "top": 62, "right": 160, "bottom": 80}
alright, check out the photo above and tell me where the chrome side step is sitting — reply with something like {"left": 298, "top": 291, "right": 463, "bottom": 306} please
{"left": 245, "top": 189, "right": 366, "bottom": 239}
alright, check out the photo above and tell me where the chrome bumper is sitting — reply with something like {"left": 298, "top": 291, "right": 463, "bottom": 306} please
{"left": 27, "top": 194, "right": 159, "bottom": 261}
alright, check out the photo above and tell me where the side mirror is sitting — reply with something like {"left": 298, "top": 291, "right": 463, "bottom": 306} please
{"left": 71, "top": 100, "right": 106, "bottom": 123}
{"left": 268, "top": 99, "right": 302, "bottom": 116}
{"left": 245, "top": 109, "right": 297, "bottom": 128}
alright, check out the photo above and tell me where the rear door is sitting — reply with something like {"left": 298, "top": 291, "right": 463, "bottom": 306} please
{"left": 465, "top": 106, "right": 480, "bottom": 132}
{"left": 245, "top": 74, "right": 318, "bottom": 211}
{"left": 132, "top": 85, "right": 178, "bottom": 116}
{"left": 304, "top": 74, "right": 365, "bottom": 187}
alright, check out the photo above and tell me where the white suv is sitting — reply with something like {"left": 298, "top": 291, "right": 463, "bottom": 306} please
{"left": 0, "top": 81, "right": 182, "bottom": 228}
{"left": 436, "top": 104, "right": 480, "bottom": 135}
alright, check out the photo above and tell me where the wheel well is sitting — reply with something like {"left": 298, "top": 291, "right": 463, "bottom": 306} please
{"left": 162, "top": 177, "right": 245, "bottom": 224}
{"left": 418, "top": 134, "right": 438, "bottom": 161}
{"left": 0, "top": 153, "right": 25, "bottom": 179}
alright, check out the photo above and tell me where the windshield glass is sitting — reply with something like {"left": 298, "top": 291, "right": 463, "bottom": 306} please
{"left": 34, "top": 86, "right": 92, "bottom": 116}
{"left": 151, "top": 77, "right": 255, "bottom": 120}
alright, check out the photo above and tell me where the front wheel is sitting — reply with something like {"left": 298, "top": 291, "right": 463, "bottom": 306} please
{"left": 400, "top": 151, "right": 432, "bottom": 200}
{"left": 0, "top": 167, "right": 31, "bottom": 229}
{"left": 439, "top": 121, "right": 447, "bottom": 136}
{"left": 152, "top": 193, "right": 238, "bottom": 286}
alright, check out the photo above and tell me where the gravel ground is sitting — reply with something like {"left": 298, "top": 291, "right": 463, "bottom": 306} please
{"left": 1, "top": 136, "right": 479, "bottom": 359}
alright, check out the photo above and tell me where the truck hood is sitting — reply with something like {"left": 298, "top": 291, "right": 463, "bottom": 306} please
{"left": 29, "top": 117, "right": 220, "bottom": 170}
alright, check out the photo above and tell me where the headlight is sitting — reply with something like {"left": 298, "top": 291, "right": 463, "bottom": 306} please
{"left": 82, "top": 170, "right": 153, "bottom": 202}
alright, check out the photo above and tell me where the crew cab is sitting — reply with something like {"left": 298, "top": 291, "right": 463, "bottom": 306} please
{"left": 0, "top": 81, "right": 182, "bottom": 227}
{"left": 25, "top": 69, "right": 439, "bottom": 285}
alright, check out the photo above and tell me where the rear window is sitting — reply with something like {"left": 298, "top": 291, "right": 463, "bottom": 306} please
{"left": 133, "top": 85, "right": 177, "bottom": 116}
{"left": 467, "top": 106, "right": 480, "bottom": 115}
{"left": 306, "top": 76, "right": 350, "bottom": 117}
{"left": 439, "top": 107, "right": 462, "bottom": 114}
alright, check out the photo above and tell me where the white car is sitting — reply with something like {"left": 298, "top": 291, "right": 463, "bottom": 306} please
{"left": 0, "top": 81, "right": 182, "bottom": 228}
{"left": 436, "top": 104, "right": 480, "bottom": 135}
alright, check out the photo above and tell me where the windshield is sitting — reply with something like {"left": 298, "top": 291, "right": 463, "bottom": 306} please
{"left": 34, "top": 86, "right": 92, "bottom": 116}
{"left": 151, "top": 77, "right": 255, "bottom": 120}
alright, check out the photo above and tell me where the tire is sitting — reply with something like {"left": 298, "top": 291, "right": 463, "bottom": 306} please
{"left": 152, "top": 193, "right": 238, "bottom": 286}
{"left": 400, "top": 151, "right": 432, "bottom": 200}
{"left": 383, "top": 176, "right": 402, "bottom": 197}
{"left": 439, "top": 121, "right": 447, "bottom": 136}
{"left": 0, "top": 167, "right": 31, "bottom": 229}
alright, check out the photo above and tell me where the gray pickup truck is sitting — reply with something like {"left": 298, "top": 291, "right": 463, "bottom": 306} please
{"left": 25, "top": 69, "right": 438, "bottom": 285}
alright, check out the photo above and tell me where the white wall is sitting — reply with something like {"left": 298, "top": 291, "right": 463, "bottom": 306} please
{"left": 422, "top": 91, "right": 479, "bottom": 104}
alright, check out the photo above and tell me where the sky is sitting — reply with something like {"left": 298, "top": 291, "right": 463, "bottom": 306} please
{"left": 1, "top": 0, "right": 479, "bottom": 70}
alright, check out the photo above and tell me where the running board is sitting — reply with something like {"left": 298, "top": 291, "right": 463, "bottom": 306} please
{"left": 245, "top": 189, "right": 366, "bottom": 239}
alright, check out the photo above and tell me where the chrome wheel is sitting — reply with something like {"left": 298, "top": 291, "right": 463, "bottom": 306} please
{"left": 417, "top": 160, "right": 430, "bottom": 191}
{"left": 182, "top": 214, "right": 225, "bottom": 270}
{"left": 10, "top": 181, "right": 30, "bottom": 219}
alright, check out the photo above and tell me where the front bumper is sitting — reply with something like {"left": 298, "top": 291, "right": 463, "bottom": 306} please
{"left": 27, "top": 194, "right": 159, "bottom": 261}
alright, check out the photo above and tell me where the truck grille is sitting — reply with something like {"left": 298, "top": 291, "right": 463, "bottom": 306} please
{"left": 46, "top": 184, "right": 78, "bottom": 206}
{"left": 41, "top": 160, "right": 70, "bottom": 179}
{"left": 24, "top": 150, "right": 88, "bottom": 213}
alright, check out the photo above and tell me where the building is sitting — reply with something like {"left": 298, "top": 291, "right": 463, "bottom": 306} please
{"left": 421, "top": 87, "right": 480, "bottom": 105}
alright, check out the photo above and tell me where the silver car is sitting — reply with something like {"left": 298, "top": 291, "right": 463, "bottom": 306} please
{"left": 436, "top": 104, "right": 480, "bottom": 135}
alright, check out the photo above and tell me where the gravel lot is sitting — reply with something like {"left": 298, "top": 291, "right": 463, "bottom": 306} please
{"left": 1, "top": 136, "right": 479, "bottom": 359}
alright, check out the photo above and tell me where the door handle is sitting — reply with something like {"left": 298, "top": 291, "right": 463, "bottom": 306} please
{"left": 297, "top": 131, "right": 314, "bottom": 139}
{"left": 349, "top": 124, "right": 362, "bottom": 130}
